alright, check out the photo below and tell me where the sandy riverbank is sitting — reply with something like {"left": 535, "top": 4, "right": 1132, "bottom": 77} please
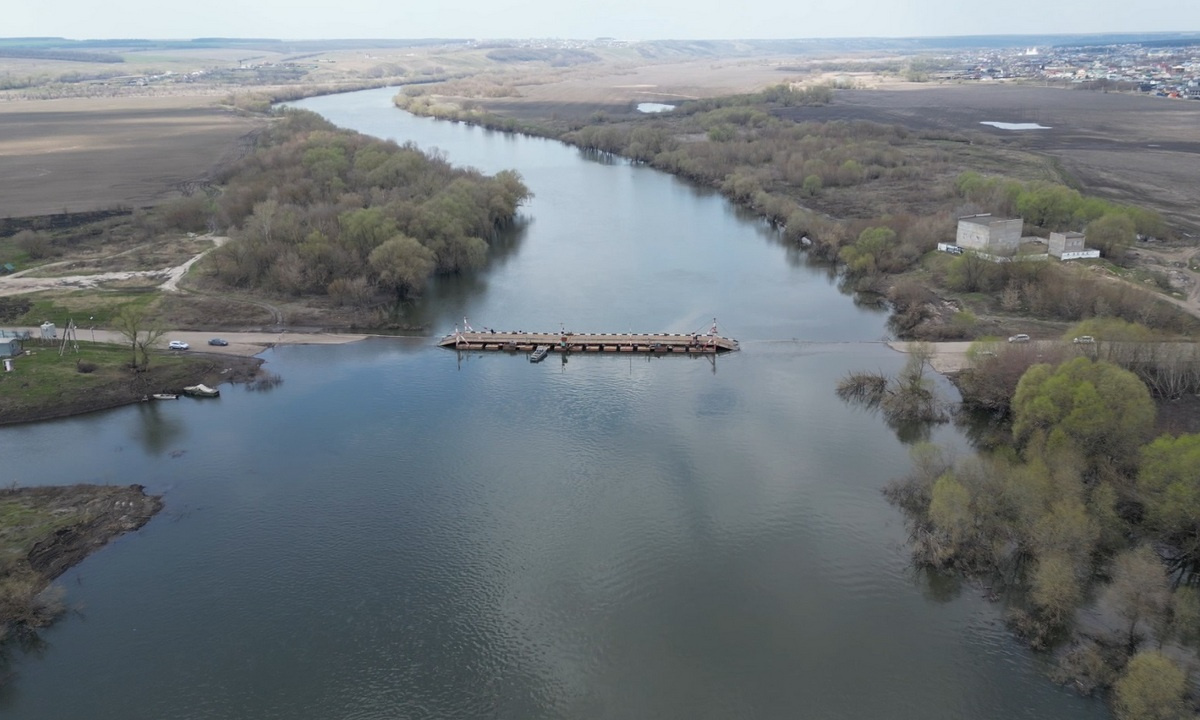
{"left": 887, "top": 341, "right": 973, "bottom": 374}
{"left": 10, "top": 327, "right": 375, "bottom": 357}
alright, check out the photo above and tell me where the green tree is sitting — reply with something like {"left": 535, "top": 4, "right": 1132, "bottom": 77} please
{"left": 801, "top": 174, "right": 823, "bottom": 197}
{"left": 1012, "top": 357, "right": 1154, "bottom": 472}
{"left": 1086, "top": 213, "right": 1137, "bottom": 260}
{"left": 1030, "top": 552, "right": 1082, "bottom": 630}
{"left": 1112, "top": 651, "right": 1189, "bottom": 720}
{"left": 1015, "top": 183, "right": 1082, "bottom": 229}
{"left": 839, "top": 227, "right": 895, "bottom": 277}
{"left": 340, "top": 208, "right": 399, "bottom": 258}
{"left": 1137, "top": 433, "right": 1200, "bottom": 579}
{"left": 929, "top": 472, "right": 972, "bottom": 557}
{"left": 368, "top": 235, "right": 435, "bottom": 300}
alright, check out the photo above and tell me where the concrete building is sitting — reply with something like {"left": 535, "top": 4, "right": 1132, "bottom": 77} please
{"left": 956, "top": 215, "right": 1023, "bottom": 255}
{"left": 1048, "top": 230, "right": 1100, "bottom": 260}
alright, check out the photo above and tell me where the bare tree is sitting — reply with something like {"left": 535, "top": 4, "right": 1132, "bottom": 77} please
{"left": 113, "top": 306, "right": 166, "bottom": 371}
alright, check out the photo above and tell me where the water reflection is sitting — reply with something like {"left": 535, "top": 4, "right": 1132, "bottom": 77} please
{"left": 130, "top": 402, "right": 184, "bottom": 456}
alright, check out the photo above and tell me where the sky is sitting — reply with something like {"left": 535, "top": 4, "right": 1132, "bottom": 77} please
{"left": 5, "top": 0, "right": 1197, "bottom": 41}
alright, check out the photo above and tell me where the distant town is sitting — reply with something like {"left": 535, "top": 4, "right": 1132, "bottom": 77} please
{"left": 931, "top": 41, "right": 1200, "bottom": 98}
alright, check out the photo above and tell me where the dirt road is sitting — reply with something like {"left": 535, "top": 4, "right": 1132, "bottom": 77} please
{"left": 15, "top": 327, "right": 370, "bottom": 357}
{"left": 0, "top": 234, "right": 230, "bottom": 297}
{"left": 888, "top": 341, "right": 974, "bottom": 373}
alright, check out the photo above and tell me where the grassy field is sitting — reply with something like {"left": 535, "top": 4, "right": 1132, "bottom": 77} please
{"left": 0, "top": 341, "right": 260, "bottom": 425}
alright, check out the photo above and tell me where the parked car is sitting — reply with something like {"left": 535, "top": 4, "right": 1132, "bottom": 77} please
{"left": 208, "top": 338, "right": 229, "bottom": 346}
{"left": 1007, "top": 334, "right": 1031, "bottom": 343}
{"left": 1073, "top": 335, "right": 1096, "bottom": 344}
{"left": 168, "top": 340, "right": 190, "bottom": 350}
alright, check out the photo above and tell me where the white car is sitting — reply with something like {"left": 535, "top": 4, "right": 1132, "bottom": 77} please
{"left": 168, "top": 340, "right": 190, "bottom": 350}
{"left": 1007, "top": 334, "right": 1031, "bottom": 343}
{"left": 1073, "top": 335, "right": 1095, "bottom": 344}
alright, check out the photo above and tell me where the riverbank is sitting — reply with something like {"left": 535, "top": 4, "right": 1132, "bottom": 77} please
{"left": 1, "top": 484, "right": 162, "bottom": 645}
{"left": 0, "top": 331, "right": 376, "bottom": 426}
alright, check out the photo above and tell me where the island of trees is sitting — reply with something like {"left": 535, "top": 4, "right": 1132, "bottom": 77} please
{"left": 194, "top": 109, "right": 531, "bottom": 310}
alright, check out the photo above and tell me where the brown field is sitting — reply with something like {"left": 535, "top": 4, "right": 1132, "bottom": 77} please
{"left": 771, "top": 83, "right": 1200, "bottom": 231}
{"left": 415, "top": 54, "right": 1200, "bottom": 232}
{"left": 0, "top": 95, "right": 264, "bottom": 218}
{"left": 0, "top": 45, "right": 1197, "bottom": 328}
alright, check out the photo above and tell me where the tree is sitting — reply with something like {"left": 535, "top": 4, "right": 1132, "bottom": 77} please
{"left": 1030, "top": 552, "right": 1082, "bottom": 630}
{"left": 113, "top": 305, "right": 166, "bottom": 371}
{"left": 945, "top": 251, "right": 1001, "bottom": 293}
{"left": 839, "top": 227, "right": 895, "bottom": 277}
{"left": 1087, "top": 213, "right": 1136, "bottom": 260}
{"left": 1012, "top": 357, "right": 1155, "bottom": 472}
{"left": 368, "top": 235, "right": 435, "bottom": 300}
{"left": 1112, "top": 651, "right": 1189, "bottom": 720}
{"left": 1136, "top": 433, "right": 1200, "bottom": 580}
{"left": 929, "top": 472, "right": 972, "bottom": 553}
{"left": 1103, "top": 546, "right": 1172, "bottom": 650}
{"left": 13, "top": 229, "right": 51, "bottom": 259}
{"left": 801, "top": 174, "right": 822, "bottom": 197}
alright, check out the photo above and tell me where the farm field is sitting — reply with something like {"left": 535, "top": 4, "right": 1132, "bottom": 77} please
{"left": 0, "top": 95, "right": 264, "bottom": 218}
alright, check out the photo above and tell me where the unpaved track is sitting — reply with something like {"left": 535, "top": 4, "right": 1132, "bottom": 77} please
{"left": 14, "top": 326, "right": 371, "bottom": 357}
{"left": 0, "top": 234, "right": 229, "bottom": 297}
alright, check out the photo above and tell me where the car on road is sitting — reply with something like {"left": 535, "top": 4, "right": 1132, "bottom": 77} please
{"left": 1007, "top": 334, "right": 1031, "bottom": 343}
{"left": 208, "top": 338, "right": 229, "bottom": 346}
{"left": 1073, "top": 335, "right": 1096, "bottom": 344}
{"left": 168, "top": 340, "right": 190, "bottom": 350}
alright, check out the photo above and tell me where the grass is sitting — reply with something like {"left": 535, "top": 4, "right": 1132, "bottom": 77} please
{"left": 0, "top": 497, "right": 78, "bottom": 570}
{"left": 10, "top": 291, "right": 160, "bottom": 327}
{"left": 2, "top": 342, "right": 139, "bottom": 401}
{"left": 0, "top": 340, "right": 198, "bottom": 413}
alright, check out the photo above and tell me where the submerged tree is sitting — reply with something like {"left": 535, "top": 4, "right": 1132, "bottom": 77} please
{"left": 1103, "top": 546, "right": 1172, "bottom": 650}
{"left": 838, "top": 344, "right": 946, "bottom": 419}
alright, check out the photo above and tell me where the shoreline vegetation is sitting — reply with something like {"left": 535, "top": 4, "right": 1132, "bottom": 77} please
{"left": 2, "top": 44, "right": 1199, "bottom": 715}
{"left": 387, "top": 77, "right": 1200, "bottom": 714}
{"left": 392, "top": 83, "right": 1197, "bottom": 340}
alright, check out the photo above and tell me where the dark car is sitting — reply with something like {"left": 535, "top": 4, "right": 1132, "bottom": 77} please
{"left": 208, "top": 338, "right": 229, "bottom": 347}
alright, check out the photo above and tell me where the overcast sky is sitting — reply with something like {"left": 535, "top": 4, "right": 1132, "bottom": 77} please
{"left": 6, "top": 0, "right": 1196, "bottom": 41}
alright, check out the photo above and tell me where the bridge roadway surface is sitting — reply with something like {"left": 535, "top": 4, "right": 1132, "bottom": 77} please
{"left": 438, "top": 331, "right": 740, "bottom": 354}
{"left": 4, "top": 326, "right": 975, "bottom": 371}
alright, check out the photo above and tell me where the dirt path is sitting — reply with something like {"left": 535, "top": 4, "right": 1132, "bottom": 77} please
{"left": 0, "top": 234, "right": 230, "bottom": 297}
{"left": 12, "top": 326, "right": 372, "bottom": 356}
{"left": 1126, "top": 243, "right": 1200, "bottom": 317}
{"left": 888, "top": 341, "right": 974, "bottom": 374}
{"left": 161, "top": 235, "right": 228, "bottom": 291}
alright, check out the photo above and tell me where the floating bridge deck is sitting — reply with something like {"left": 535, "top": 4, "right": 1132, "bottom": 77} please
{"left": 438, "top": 330, "right": 740, "bottom": 355}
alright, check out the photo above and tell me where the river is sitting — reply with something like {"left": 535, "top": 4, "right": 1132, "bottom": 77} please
{"left": 0, "top": 87, "right": 1104, "bottom": 719}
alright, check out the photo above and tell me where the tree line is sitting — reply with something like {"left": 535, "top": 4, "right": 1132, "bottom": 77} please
{"left": 396, "top": 81, "right": 1190, "bottom": 339}
{"left": 884, "top": 350, "right": 1200, "bottom": 719}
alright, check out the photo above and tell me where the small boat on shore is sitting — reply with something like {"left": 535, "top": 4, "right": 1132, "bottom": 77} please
{"left": 182, "top": 384, "right": 220, "bottom": 398}
{"left": 151, "top": 393, "right": 178, "bottom": 400}
{"left": 530, "top": 345, "right": 550, "bottom": 363}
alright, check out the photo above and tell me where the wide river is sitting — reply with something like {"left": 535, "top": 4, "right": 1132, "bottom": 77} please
{"left": 0, "top": 87, "right": 1104, "bottom": 719}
